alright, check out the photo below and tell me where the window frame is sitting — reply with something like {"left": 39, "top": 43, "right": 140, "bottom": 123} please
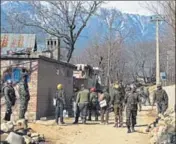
{"left": 3, "top": 67, "right": 30, "bottom": 83}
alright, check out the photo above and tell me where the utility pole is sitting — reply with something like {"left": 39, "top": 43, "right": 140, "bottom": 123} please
{"left": 151, "top": 15, "right": 164, "bottom": 85}
{"left": 107, "top": 26, "right": 112, "bottom": 90}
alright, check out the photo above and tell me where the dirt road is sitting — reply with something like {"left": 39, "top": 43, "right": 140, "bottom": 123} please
{"left": 29, "top": 106, "right": 157, "bottom": 144}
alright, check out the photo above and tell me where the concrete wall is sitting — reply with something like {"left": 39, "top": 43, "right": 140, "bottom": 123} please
{"left": 1, "top": 59, "right": 38, "bottom": 121}
{"left": 163, "top": 85, "right": 175, "bottom": 109}
{"left": 36, "top": 58, "right": 74, "bottom": 119}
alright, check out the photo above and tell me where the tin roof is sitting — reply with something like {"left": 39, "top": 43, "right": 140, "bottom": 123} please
{"left": 1, "top": 33, "right": 37, "bottom": 55}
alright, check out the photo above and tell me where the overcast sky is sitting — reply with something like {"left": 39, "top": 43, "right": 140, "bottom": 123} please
{"left": 101, "top": 1, "right": 155, "bottom": 16}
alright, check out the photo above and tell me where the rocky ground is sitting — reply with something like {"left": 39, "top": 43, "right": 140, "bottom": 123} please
{"left": 28, "top": 106, "right": 157, "bottom": 144}
{"left": 1, "top": 105, "right": 175, "bottom": 144}
{"left": 148, "top": 108, "right": 176, "bottom": 144}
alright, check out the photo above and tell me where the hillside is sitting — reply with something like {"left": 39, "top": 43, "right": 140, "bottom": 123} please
{"left": 1, "top": 1, "right": 165, "bottom": 51}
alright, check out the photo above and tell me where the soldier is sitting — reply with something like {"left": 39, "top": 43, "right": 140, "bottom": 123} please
{"left": 119, "top": 81, "right": 125, "bottom": 126}
{"left": 2, "top": 80, "right": 16, "bottom": 121}
{"left": 72, "top": 87, "right": 80, "bottom": 124}
{"left": 124, "top": 84, "right": 140, "bottom": 133}
{"left": 152, "top": 83, "right": 168, "bottom": 115}
{"left": 76, "top": 84, "right": 90, "bottom": 124}
{"left": 138, "top": 87, "right": 144, "bottom": 111}
{"left": 88, "top": 87, "right": 99, "bottom": 121}
{"left": 119, "top": 81, "right": 125, "bottom": 98}
{"left": 125, "top": 85, "right": 131, "bottom": 96}
{"left": 144, "top": 87, "right": 151, "bottom": 106}
{"left": 19, "top": 74, "right": 30, "bottom": 119}
{"left": 111, "top": 83, "right": 124, "bottom": 128}
{"left": 100, "top": 87, "right": 111, "bottom": 124}
{"left": 54, "top": 84, "right": 66, "bottom": 125}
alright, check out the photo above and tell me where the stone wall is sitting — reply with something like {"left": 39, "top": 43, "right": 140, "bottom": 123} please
{"left": 1, "top": 59, "right": 39, "bottom": 121}
{"left": 163, "top": 85, "right": 175, "bottom": 109}
{"left": 36, "top": 58, "right": 74, "bottom": 119}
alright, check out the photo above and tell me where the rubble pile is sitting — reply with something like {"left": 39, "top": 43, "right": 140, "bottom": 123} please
{"left": 0, "top": 119, "right": 45, "bottom": 144}
{"left": 147, "top": 108, "right": 176, "bottom": 144}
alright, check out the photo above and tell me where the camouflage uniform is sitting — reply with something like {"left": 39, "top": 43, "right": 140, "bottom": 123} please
{"left": 119, "top": 83, "right": 125, "bottom": 126}
{"left": 100, "top": 88, "right": 111, "bottom": 124}
{"left": 124, "top": 89, "right": 140, "bottom": 133}
{"left": 2, "top": 84, "right": 16, "bottom": 121}
{"left": 19, "top": 76, "right": 30, "bottom": 119}
{"left": 88, "top": 91, "right": 99, "bottom": 121}
{"left": 72, "top": 88, "right": 80, "bottom": 124}
{"left": 144, "top": 87, "right": 151, "bottom": 106}
{"left": 138, "top": 88, "right": 144, "bottom": 111}
{"left": 152, "top": 89, "right": 168, "bottom": 115}
{"left": 111, "top": 87, "right": 124, "bottom": 127}
{"left": 76, "top": 88, "right": 90, "bottom": 124}
{"left": 55, "top": 89, "right": 66, "bottom": 124}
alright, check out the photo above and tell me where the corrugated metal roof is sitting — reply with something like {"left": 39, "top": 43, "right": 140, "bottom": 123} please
{"left": 1, "top": 33, "right": 37, "bottom": 55}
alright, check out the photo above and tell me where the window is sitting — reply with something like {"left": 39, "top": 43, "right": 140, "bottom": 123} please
{"left": 4, "top": 73, "right": 11, "bottom": 81}
{"left": 12, "top": 68, "right": 21, "bottom": 83}
{"left": 3, "top": 67, "right": 30, "bottom": 83}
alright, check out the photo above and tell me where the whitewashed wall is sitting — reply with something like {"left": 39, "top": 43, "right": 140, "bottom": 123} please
{"left": 163, "top": 85, "right": 175, "bottom": 109}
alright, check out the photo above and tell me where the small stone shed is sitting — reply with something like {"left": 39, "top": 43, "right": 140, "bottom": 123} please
{"left": 0, "top": 55, "right": 76, "bottom": 121}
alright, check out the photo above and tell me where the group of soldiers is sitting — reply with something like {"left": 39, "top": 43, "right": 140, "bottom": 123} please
{"left": 54, "top": 81, "right": 169, "bottom": 133}
{"left": 2, "top": 73, "right": 30, "bottom": 121}
{"left": 2, "top": 75, "right": 168, "bottom": 134}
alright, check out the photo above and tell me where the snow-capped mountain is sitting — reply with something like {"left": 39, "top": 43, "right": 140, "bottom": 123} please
{"left": 1, "top": 2, "right": 165, "bottom": 50}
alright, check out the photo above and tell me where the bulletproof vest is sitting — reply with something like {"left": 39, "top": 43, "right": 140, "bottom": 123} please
{"left": 103, "top": 92, "right": 110, "bottom": 104}
{"left": 113, "top": 88, "right": 123, "bottom": 104}
{"left": 126, "top": 92, "right": 138, "bottom": 110}
{"left": 119, "top": 86, "right": 125, "bottom": 96}
{"left": 56, "top": 90, "right": 65, "bottom": 104}
{"left": 79, "top": 89, "right": 89, "bottom": 103}
{"left": 3, "top": 85, "right": 16, "bottom": 105}
{"left": 90, "top": 92, "right": 98, "bottom": 103}
{"left": 154, "top": 89, "right": 166, "bottom": 103}
{"left": 19, "top": 82, "right": 29, "bottom": 96}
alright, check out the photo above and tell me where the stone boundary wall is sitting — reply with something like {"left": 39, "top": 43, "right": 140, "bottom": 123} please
{"left": 163, "top": 85, "right": 175, "bottom": 109}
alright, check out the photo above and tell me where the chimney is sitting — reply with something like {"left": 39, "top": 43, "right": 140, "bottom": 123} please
{"left": 46, "top": 36, "right": 60, "bottom": 61}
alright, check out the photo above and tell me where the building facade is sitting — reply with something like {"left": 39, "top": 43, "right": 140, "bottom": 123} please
{"left": 0, "top": 56, "right": 76, "bottom": 121}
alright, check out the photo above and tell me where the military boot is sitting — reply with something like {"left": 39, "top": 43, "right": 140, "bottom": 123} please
{"left": 119, "top": 123, "right": 123, "bottom": 127}
{"left": 73, "top": 117, "right": 79, "bottom": 124}
{"left": 127, "top": 126, "right": 131, "bottom": 133}
{"left": 131, "top": 126, "right": 135, "bottom": 132}
{"left": 113, "top": 118, "right": 118, "bottom": 128}
{"left": 59, "top": 117, "right": 65, "bottom": 125}
{"left": 88, "top": 114, "right": 92, "bottom": 121}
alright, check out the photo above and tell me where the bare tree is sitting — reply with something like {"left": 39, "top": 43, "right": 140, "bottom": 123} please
{"left": 127, "top": 41, "right": 156, "bottom": 83}
{"left": 72, "top": 8, "right": 133, "bottom": 85}
{"left": 142, "top": 1, "right": 175, "bottom": 85}
{"left": 98, "top": 8, "right": 132, "bottom": 84}
{"left": 11, "top": 1, "right": 103, "bottom": 62}
{"left": 142, "top": 1, "right": 175, "bottom": 31}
